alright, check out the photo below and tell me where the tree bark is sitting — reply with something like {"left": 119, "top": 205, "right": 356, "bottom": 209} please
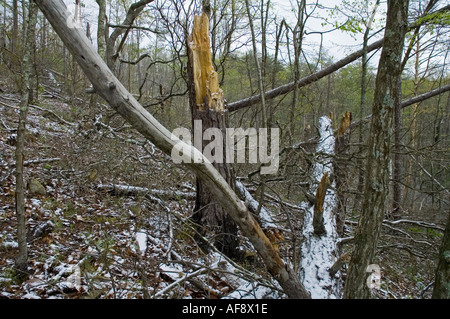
{"left": 14, "top": 0, "right": 38, "bottom": 277}
{"left": 226, "top": 4, "right": 449, "bottom": 113}
{"left": 187, "top": 12, "right": 239, "bottom": 258}
{"left": 344, "top": 0, "right": 410, "bottom": 299}
{"left": 348, "top": 83, "right": 450, "bottom": 133}
{"left": 334, "top": 111, "right": 352, "bottom": 237}
{"left": 432, "top": 212, "right": 450, "bottom": 299}
{"left": 96, "top": 0, "right": 107, "bottom": 60}
{"left": 33, "top": 0, "right": 311, "bottom": 298}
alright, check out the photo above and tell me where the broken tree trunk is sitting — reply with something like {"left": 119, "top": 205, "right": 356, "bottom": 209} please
{"left": 34, "top": 0, "right": 310, "bottom": 299}
{"left": 299, "top": 116, "right": 343, "bottom": 299}
{"left": 334, "top": 111, "right": 352, "bottom": 237}
{"left": 313, "top": 172, "right": 330, "bottom": 236}
{"left": 187, "top": 13, "right": 239, "bottom": 258}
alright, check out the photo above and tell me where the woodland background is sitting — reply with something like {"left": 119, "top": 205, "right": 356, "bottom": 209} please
{"left": 0, "top": 0, "right": 449, "bottom": 299}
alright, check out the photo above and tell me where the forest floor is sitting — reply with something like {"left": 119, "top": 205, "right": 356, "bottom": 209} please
{"left": 0, "top": 77, "right": 446, "bottom": 299}
{"left": 0, "top": 80, "right": 288, "bottom": 299}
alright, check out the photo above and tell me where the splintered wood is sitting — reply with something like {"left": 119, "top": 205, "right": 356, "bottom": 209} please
{"left": 337, "top": 111, "right": 352, "bottom": 137}
{"left": 189, "top": 13, "right": 224, "bottom": 111}
{"left": 313, "top": 172, "right": 330, "bottom": 236}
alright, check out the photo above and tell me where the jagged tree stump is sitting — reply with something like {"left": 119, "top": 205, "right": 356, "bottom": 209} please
{"left": 313, "top": 172, "right": 330, "bottom": 236}
{"left": 187, "top": 13, "right": 239, "bottom": 258}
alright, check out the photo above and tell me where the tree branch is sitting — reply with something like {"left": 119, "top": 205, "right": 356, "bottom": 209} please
{"left": 226, "top": 5, "right": 450, "bottom": 112}
{"left": 227, "top": 39, "right": 384, "bottom": 112}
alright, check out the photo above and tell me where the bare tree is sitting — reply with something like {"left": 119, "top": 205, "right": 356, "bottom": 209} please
{"left": 187, "top": 10, "right": 239, "bottom": 258}
{"left": 14, "top": 0, "right": 38, "bottom": 278}
{"left": 357, "top": 0, "right": 380, "bottom": 198}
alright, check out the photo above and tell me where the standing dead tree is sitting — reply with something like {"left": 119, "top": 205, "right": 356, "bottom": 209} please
{"left": 34, "top": 0, "right": 310, "bottom": 299}
{"left": 186, "top": 12, "right": 239, "bottom": 258}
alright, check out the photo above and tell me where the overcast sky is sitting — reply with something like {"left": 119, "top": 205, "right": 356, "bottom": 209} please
{"left": 61, "top": 0, "right": 386, "bottom": 64}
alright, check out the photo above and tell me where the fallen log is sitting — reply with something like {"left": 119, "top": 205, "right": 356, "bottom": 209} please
{"left": 299, "top": 116, "right": 343, "bottom": 298}
{"left": 97, "top": 183, "right": 196, "bottom": 200}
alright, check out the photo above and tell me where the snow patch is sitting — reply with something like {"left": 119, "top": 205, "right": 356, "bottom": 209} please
{"left": 235, "top": 181, "right": 277, "bottom": 228}
{"left": 299, "top": 116, "right": 343, "bottom": 299}
{"left": 136, "top": 231, "right": 147, "bottom": 254}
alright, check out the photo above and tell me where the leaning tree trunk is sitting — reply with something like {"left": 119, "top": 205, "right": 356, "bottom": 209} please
{"left": 344, "top": 0, "right": 410, "bottom": 299}
{"left": 187, "top": 13, "right": 239, "bottom": 258}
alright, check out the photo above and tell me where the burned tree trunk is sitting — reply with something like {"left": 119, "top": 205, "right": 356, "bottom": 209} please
{"left": 186, "top": 13, "right": 239, "bottom": 258}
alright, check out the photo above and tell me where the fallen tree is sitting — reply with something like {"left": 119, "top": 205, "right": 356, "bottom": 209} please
{"left": 97, "top": 183, "right": 196, "bottom": 200}
{"left": 34, "top": 0, "right": 310, "bottom": 299}
{"left": 349, "top": 83, "right": 450, "bottom": 132}
{"left": 226, "top": 40, "right": 384, "bottom": 112}
{"left": 226, "top": 5, "right": 449, "bottom": 113}
{"left": 299, "top": 116, "right": 343, "bottom": 299}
